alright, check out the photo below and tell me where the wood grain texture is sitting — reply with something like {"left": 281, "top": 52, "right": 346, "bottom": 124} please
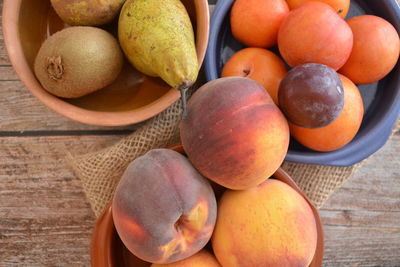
{"left": 0, "top": 66, "right": 18, "bottom": 80}
{"left": 0, "top": 135, "right": 119, "bottom": 267}
{"left": 320, "top": 132, "right": 400, "bottom": 267}
{"left": 0, "top": 1, "right": 10, "bottom": 66}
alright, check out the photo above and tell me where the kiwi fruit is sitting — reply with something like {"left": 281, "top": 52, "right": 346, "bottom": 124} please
{"left": 34, "top": 26, "right": 123, "bottom": 98}
{"left": 50, "top": 0, "right": 126, "bottom": 26}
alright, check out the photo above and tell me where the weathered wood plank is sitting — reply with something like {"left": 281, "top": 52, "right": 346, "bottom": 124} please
{"left": 0, "top": 42, "right": 9, "bottom": 66}
{"left": 322, "top": 226, "right": 400, "bottom": 267}
{"left": 0, "top": 1, "right": 11, "bottom": 66}
{"left": 0, "top": 135, "right": 119, "bottom": 267}
{"left": 0, "top": 66, "right": 18, "bottom": 80}
{"left": 0, "top": 81, "right": 141, "bottom": 131}
{"left": 320, "top": 134, "right": 400, "bottom": 267}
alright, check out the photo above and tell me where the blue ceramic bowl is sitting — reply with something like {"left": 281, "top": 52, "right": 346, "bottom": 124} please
{"left": 205, "top": 0, "right": 400, "bottom": 166}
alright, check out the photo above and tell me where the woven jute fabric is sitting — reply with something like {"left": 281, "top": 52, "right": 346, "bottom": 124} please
{"left": 69, "top": 88, "right": 400, "bottom": 217}
{"left": 69, "top": 99, "right": 182, "bottom": 217}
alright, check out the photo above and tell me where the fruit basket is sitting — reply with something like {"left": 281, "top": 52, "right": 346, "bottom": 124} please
{"left": 2, "top": 0, "right": 209, "bottom": 126}
{"left": 204, "top": 0, "right": 400, "bottom": 166}
{"left": 91, "top": 145, "right": 324, "bottom": 267}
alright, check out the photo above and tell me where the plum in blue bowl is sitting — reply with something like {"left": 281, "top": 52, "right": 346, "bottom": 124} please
{"left": 205, "top": 0, "right": 400, "bottom": 166}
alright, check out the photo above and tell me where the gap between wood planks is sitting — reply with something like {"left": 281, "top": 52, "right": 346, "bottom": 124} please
{"left": 0, "top": 129, "right": 133, "bottom": 137}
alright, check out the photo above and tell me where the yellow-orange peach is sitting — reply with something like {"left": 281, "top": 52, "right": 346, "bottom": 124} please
{"left": 180, "top": 77, "right": 289, "bottom": 190}
{"left": 112, "top": 149, "right": 217, "bottom": 264}
{"left": 212, "top": 179, "right": 317, "bottom": 267}
{"left": 151, "top": 250, "right": 221, "bottom": 267}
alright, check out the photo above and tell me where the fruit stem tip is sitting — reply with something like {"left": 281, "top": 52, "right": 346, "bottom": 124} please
{"left": 180, "top": 88, "right": 188, "bottom": 120}
{"left": 178, "top": 79, "right": 192, "bottom": 121}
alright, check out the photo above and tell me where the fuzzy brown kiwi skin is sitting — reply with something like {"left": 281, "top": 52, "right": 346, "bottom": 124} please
{"left": 34, "top": 26, "right": 123, "bottom": 98}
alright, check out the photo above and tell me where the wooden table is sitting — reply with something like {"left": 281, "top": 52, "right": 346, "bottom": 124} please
{"left": 1, "top": 1, "right": 399, "bottom": 266}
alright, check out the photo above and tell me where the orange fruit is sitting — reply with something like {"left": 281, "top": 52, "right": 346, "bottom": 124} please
{"left": 286, "top": 0, "right": 350, "bottom": 18}
{"left": 289, "top": 74, "right": 364, "bottom": 152}
{"left": 230, "top": 0, "right": 289, "bottom": 48}
{"left": 221, "top": 47, "right": 287, "bottom": 105}
{"left": 339, "top": 15, "right": 400, "bottom": 84}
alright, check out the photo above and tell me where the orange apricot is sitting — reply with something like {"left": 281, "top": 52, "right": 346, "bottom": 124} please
{"left": 339, "top": 15, "right": 400, "bottom": 84}
{"left": 221, "top": 47, "right": 287, "bottom": 105}
{"left": 286, "top": 0, "right": 350, "bottom": 18}
{"left": 289, "top": 74, "right": 364, "bottom": 152}
{"left": 230, "top": 0, "right": 289, "bottom": 48}
{"left": 278, "top": 1, "right": 353, "bottom": 70}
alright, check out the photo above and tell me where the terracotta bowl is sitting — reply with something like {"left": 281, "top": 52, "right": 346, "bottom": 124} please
{"left": 2, "top": 0, "right": 209, "bottom": 126}
{"left": 91, "top": 145, "right": 324, "bottom": 267}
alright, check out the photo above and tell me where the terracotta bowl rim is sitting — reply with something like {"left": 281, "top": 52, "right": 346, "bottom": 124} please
{"left": 2, "top": 0, "right": 210, "bottom": 126}
{"left": 90, "top": 145, "right": 324, "bottom": 267}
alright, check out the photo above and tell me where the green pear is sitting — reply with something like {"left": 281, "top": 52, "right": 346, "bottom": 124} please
{"left": 118, "top": 0, "right": 198, "bottom": 116}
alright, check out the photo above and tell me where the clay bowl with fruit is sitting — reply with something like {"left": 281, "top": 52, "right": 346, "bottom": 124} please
{"left": 91, "top": 144, "right": 324, "bottom": 267}
{"left": 2, "top": 0, "right": 209, "bottom": 126}
{"left": 205, "top": 0, "right": 400, "bottom": 166}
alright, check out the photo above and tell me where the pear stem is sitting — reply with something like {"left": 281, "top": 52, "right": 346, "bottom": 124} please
{"left": 180, "top": 88, "right": 188, "bottom": 120}
{"left": 178, "top": 79, "right": 191, "bottom": 120}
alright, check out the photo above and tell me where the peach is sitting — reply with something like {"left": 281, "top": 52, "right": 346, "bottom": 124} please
{"left": 180, "top": 77, "right": 289, "bottom": 190}
{"left": 151, "top": 250, "right": 221, "bottom": 267}
{"left": 339, "top": 15, "right": 400, "bottom": 84}
{"left": 286, "top": 0, "right": 350, "bottom": 18}
{"left": 112, "top": 149, "right": 217, "bottom": 264}
{"left": 230, "top": 0, "right": 289, "bottom": 48}
{"left": 278, "top": 1, "right": 353, "bottom": 70}
{"left": 289, "top": 74, "right": 364, "bottom": 151}
{"left": 221, "top": 47, "right": 288, "bottom": 105}
{"left": 212, "top": 179, "right": 318, "bottom": 267}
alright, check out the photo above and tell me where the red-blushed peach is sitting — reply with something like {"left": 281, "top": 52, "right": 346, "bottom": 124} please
{"left": 151, "top": 250, "right": 221, "bottom": 267}
{"left": 112, "top": 149, "right": 217, "bottom": 264}
{"left": 212, "top": 179, "right": 318, "bottom": 267}
{"left": 278, "top": 1, "right": 353, "bottom": 70}
{"left": 179, "top": 77, "right": 289, "bottom": 190}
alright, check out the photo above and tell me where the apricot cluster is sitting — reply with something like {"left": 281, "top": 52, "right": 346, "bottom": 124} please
{"left": 223, "top": 0, "right": 399, "bottom": 152}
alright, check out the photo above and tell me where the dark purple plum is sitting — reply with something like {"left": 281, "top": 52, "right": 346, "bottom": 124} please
{"left": 278, "top": 63, "right": 344, "bottom": 128}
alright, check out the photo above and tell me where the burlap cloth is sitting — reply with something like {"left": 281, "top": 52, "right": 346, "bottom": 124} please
{"left": 69, "top": 83, "right": 400, "bottom": 218}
